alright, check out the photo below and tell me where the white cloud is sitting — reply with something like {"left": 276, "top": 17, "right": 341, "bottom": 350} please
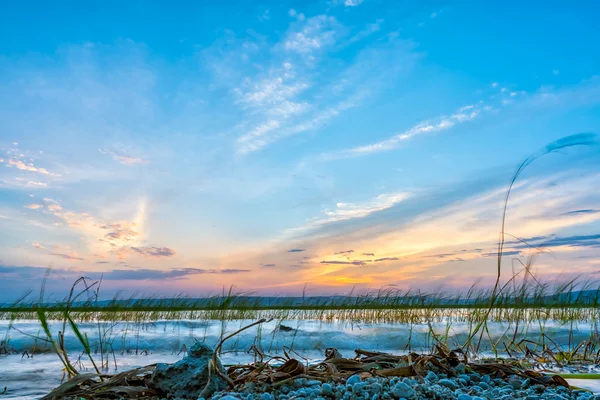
{"left": 346, "top": 19, "right": 383, "bottom": 44}
{"left": 330, "top": 0, "right": 364, "bottom": 6}
{"left": 324, "top": 105, "right": 482, "bottom": 159}
{"left": 99, "top": 148, "right": 147, "bottom": 166}
{"left": 344, "top": 0, "right": 364, "bottom": 6}
{"left": 236, "top": 74, "right": 309, "bottom": 113}
{"left": 283, "top": 15, "right": 339, "bottom": 55}
{"left": 237, "top": 120, "right": 281, "bottom": 148}
{"left": 27, "top": 181, "right": 47, "bottom": 187}
{"left": 224, "top": 14, "right": 415, "bottom": 155}
{"left": 6, "top": 158, "right": 49, "bottom": 175}
{"left": 290, "top": 191, "right": 411, "bottom": 233}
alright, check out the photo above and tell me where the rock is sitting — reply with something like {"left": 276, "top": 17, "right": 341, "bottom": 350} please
{"left": 352, "top": 382, "right": 367, "bottom": 393}
{"left": 438, "top": 379, "right": 459, "bottom": 390}
{"left": 370, "top": 383, "right": 382, "bottom": 394}
{"left": 457, "top": 395, "right": 472, "bottom": 400}
{"left": 391, "top": 382, "right": 415, "bottom": 399}
{"left": 508, "top": 377, "right": 522, "bottom": 390}
{"left": 455, "top": 364, "right": 466, "bottom": 374}
{"left": 295, "top": 378, "right": 307, "bottom": 388}
{"left": 346, "top": 375, "right": 362, "bottom": 386}
{"left": 321, "top": 383, "right": 334, "bottom": 396}
{"left": 425, "top": 371, "right": 438, "bottom": 382}
{"left": 149, "top": 342, "right": 228, "bottom": 399}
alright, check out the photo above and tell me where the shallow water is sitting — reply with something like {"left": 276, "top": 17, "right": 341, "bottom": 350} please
{"left": 1, "top": 317, "right": 598, "bottom": 399}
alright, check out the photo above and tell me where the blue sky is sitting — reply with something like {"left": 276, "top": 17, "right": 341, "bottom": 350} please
{"left": 1, "top": 1, "right": 600, "bottom": 301}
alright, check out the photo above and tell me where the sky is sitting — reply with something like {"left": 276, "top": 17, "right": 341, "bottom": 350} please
{"left": 1, "top": 1, "right": 600, "bottom": 302}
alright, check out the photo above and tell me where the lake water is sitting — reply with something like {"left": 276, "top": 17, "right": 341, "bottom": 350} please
{"left": 1, "top": 317, "right": 599, "bottom": 399}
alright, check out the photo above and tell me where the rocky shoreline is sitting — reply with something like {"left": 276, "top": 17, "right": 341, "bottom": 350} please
{"left": 43, "top": 342, "right": 598, "bottom": 400}
{"left": 204, "top": 372, "right": 595, "bottom": 400}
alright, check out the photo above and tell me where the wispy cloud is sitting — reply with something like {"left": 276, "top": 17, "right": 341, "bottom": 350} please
{"left": 282, "top": 15, "right": 340, "bottom": 55}
{"left": 4, "top": 158, "right": 49, "bottom": 175}
{"left": 335, "top": 249, "right": 354, "bottom": 254}
{"left": 330, "top": 0, "right": 365, "bottom": 6}
{"left": 346, "top": 19, "right": 383, "bottom": 45}
{"left": 27, "top": 181, "right": 47, "bottom": 187}
{"left": 99, "top": 148, "right": 147, "bottom": 166}
{"left": 320, "top": 260, "right": 367, "bottom": 266}
{"left": 101, "top": 268, "right": 247, "bottom": 280}
{"left": 34, "top": 197, "right": 177, "bottom": 261}
{"left": 228, "top": 14, "right": 415, "bottom": 155}
{"left": 323, "top": 105, "right": 482, "bottom": 159}
{"left": 344, "top": 0, "right": 365, "bottom": 6}
{"left": 48, "top": 252, "right": 85, "bottom": 261}
{"left": 292, "top": 191, "right": 411, "bottom": 232}
{"left": 130, "top": 246, "right": 176, "bottom": 258}
{"left": 0, "top": 264, "right": 250, "bottom": 282}
{"left": 24, "top": 204, "right": 43, "bottom": 210}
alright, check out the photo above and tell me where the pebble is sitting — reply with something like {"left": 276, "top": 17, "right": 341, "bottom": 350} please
{"left": 346, "top": 374, "right": 362, "bottom": 386}
{"left": 438, "top": 378, "right": 459, "bottom": 390}
{"left": 425, "top": 371, "right": 438, "bottom": 382}
{"left": 391, "top": 382, "right": 415, "bottom": 398}
{"left": 321, "top": 383, "right": 334, "bottom": 395}
{"left": 202, "top": 371, "right": 591, "bottom": 400}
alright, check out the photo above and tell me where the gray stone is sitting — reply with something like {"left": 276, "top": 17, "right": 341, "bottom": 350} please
{"left": 391, "top": 382, "right": 415, "bottom": 399}
{"left": 370, "top": 383, "right": 382, "bottom": 394}
{"left": 346, "top": 375, "right": 362, "bottom": 386}
{"left": 321, "top": 383, "right": 334, "bottom": 396}
{"left": 508, "top": 377, "right": 522, "bottom": 390}
{"left": 352, "top": 382, "right": 367, "bottom": 393}
{"left": 149, "top": 342, "right": 228, "bottom": 399}
{"left": 425, "top": 371, "right": 438, "bottom": 382}
{"left": 438, "top": 379, "right": 459, "bottom": 390}
{"left": 455, "top": 364, "right": 466, "bottom": 374}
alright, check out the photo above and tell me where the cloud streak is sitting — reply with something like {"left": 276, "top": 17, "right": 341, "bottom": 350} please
{"left": 99, "top": 149, "right": 147, "bottom": 166}
{"left": 130, "top": 246, "right": 176, "bottom": 258}
{"left": 290, "top": 191, "right": 411, "bottom": 233}
{"left": 323, "top": 105, "right": 482, "bottom": 159}
{"left": 0, "top": 264, "right": 250, "bottom": 282}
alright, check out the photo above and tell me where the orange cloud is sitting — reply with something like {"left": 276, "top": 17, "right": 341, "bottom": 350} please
{"left": 7, "top": 158, "right": 49, "bottom": 175}
{"left": 99, "top": 149, "right": 147, "bottom": 166}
